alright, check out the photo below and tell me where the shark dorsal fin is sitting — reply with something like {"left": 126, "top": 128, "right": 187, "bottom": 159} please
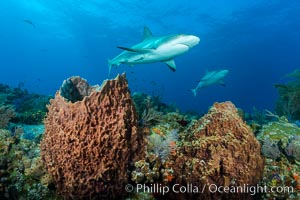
{"left": 143, "top": 26, "right": 153, "bottom": 40}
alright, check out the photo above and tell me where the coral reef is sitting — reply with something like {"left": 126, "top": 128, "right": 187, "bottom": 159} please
{"left": 130, "top": 101, "right": 265, "bottom": 200}
{"left": 0, "top": 105, "right": 16, "bottom": 128}
{"left": 147, "top": 129, "right": 178, "bottom": 162}
{"left": 132, "top": 93, "right": 174, "bottom": 116}
{"left": 41, "top": 74, "right": 145, "bottom": 199}
{"left": 5, "top": 76, "right": 297, "bottom": 200}
{"left": 168, "top": 101, "right": 265, "bottom": 199}
{"left": 21, "top": 125, "right": 45, "bottom": 140}
{"left": 0, "top": 129, "right": 55, "bottom": 199}
{"left": 285, "top": 136, "right": 300, "bottom": 161}
{"left": 141, "top": 107, "right": 164, "bottom": 127}
{"left": 130, "top": 129, "right": 179, "bottom": 190}
{"left": 261, "top": 138, "right": 282, "bottom": 160}
{"left": 260, "top": 157, "right": 300, "bottom": 199}
{"left": 257, "top": 116, "right": 300, "bottom": 163}
{"left": 0, "top": 83, "right": 51, "bottom": 125}
{"left": 11, "top": 94, "right": 51, "bottom": 125}
{"left": 132, "top": 92, "right": 177, "bottom": 127}
{"left": 275, "top": 69, "right": 300, "bottom": 120}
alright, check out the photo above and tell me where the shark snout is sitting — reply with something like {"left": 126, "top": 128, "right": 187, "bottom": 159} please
{"left": 178, "top": 34, "right": 200, "bottom": 48}
{"left": 188, "top": 35, "right": 200, "bottom": 47}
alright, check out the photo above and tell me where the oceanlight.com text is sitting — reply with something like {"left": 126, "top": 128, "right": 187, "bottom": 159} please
{"left": 125, "top": 183, "right": 294, "bottom": 196}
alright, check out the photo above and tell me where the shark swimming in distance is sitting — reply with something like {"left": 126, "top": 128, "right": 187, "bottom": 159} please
{"left": 191, "top": 69, "right": 229, "bottom": 96}
{"left": 108, "top": 27, "right": 200, "bottom": 76}
{"left": 22, "top": 19, "right": 36, "bottom": 28}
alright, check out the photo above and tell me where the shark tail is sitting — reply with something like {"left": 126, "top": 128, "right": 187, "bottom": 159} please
{"left": 190, "top": 89, "right": 197, "bottom": 96}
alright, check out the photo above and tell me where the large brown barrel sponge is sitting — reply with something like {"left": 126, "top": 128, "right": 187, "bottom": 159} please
{"left": 169, "top": 101, "right": 265, "bottom": 200}
{"left": 40, "top": 74, "right": 144, "bottom": 199}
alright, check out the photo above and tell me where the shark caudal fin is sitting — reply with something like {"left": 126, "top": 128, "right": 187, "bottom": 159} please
{"left": 190, "top": 89, "right": 197, "bottom": 96}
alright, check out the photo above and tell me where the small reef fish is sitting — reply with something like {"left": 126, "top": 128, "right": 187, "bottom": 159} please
{"left": 108, "top": 26, "right": 200, "bottom": 76}
{"left": 191, "top": 69, "right": 229, "bottom": 96}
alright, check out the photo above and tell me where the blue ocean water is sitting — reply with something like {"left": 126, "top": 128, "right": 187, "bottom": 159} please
{"left": 0, "top": 0, "right": 299, "bottom": 114}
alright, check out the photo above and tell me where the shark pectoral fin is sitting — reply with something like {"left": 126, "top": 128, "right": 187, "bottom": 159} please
{"left": 219, "top": 80, "right": 226, "bottom": 86}
{"left": 117, "top": 46, "right": 135, "bottom": 52}
{"left": 108, "top": 59, "right": 112, "bottom": 77}
{"left": 163, "top": 59, "right": 176, "bottom": 72}
{"left": 190, "top": 89, "right": 197, "bottom": 96}
{"left": 117, "top": 46, "right": 154, "bottom": 53}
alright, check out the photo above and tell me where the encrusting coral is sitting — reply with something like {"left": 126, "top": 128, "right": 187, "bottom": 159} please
{"left": 168, "top": 101, "right": 265, "bottom": 200}
{"left": 40, "top": 74, "right": 145, "bottom": 199}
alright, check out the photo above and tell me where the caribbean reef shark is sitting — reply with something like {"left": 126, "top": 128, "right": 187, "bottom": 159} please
{"left": 191, "top": 69, "right": 229, "bottom": 96}
{"left": 108, "top": 27, "right": 200, "bottom": 76}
